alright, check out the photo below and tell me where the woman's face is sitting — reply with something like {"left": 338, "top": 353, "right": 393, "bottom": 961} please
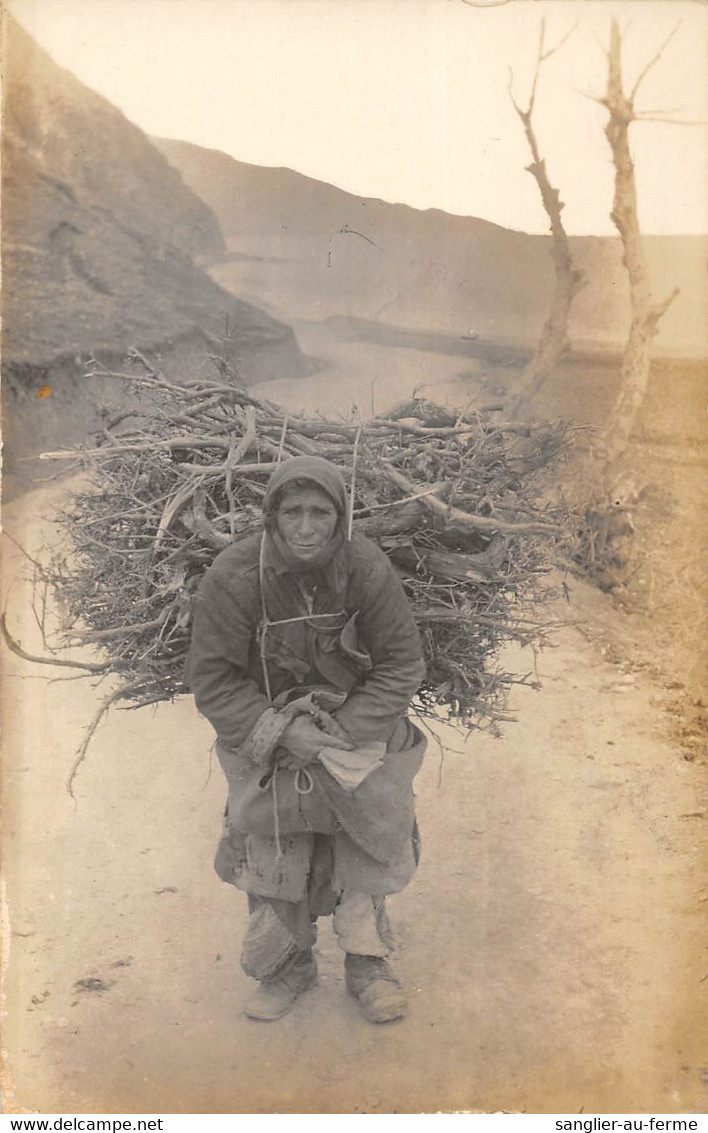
{"left": 275, "top": 485, "right": 339, "bottom": 562}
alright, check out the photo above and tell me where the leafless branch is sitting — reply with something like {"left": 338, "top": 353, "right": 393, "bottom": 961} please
{"left": 67, "top": 683, "right": 143, "bottom": 798}
{"left": 1, "top": 611, "right": 110, "bottom": 673}
{"left": 573, "top": 86, "right": 607, "bottom": 107}
{"left": 29, "top": 571, "right": 56, "bottom": 654}
{"left": 2, "top": 530, "right": 51, "bottom": 577}
{"left": 654, "top": 286, "right": 681, "bottom": 320}
{"left": 41, "top": 346, "right": 574, "bottom": 746}
{"left": 527, "top": 20, "right": 546, "bottom": 115}
{"left": 507, "top": 18, "right": 585, "bottom": 417}
{"left": 509, "top": 21, "right": 577, "bottom": 120}
{"left": 508, "top": 66, "right": 522, "bottom": 117}
{"left": 380, "top": 463, "right": 561, "bottom": 535}
{"left": 630, "top": 21, "right": 681, "bottom": 102}
{"left": 634, "top": 116, "right": 706, "bottom": 127}
{"left": 590, "top": 27, "right": 610, "bottom": 61}
{"left": 635, "top": 107, "right": 682, "bottom": 117}
{"left": 541, "top": 22, "right": 577, "bottom": 63}
{"left": 600, "top": 18, "right": 681, "bottom": 471}
{"left": 47, "top": 672, "right": 105, "bottom": 685}
{"left": 27, "top": 465, "right": 81, "bottom": 485}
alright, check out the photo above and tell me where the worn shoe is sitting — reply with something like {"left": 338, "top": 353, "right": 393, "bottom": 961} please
{"left": 243, "top": 954, "right": 318, "bottom": 1021}
{"left": 344, "top": 954, "right": 407, "bottom": 1024}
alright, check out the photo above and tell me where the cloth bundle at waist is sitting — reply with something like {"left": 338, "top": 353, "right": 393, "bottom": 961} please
{"left": 318, "top": 742, "right": 386, "bottom": 792}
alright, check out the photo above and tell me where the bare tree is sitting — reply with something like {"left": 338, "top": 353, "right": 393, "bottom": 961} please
{"left": 506, "top": 20, "right": 586, "bottom": 419}
{"left": 576, "top": 19, "right": 684, "bottom": 587}
{"left": 599, "top": 18, "right": 680, "bottom": 471}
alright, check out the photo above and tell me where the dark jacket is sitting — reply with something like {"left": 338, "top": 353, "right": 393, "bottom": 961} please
{"left": 187, "top": 530, "right": 426, "bottom": 750}
{"left": 187, "top": 530, "right": 427, "bottom": 864}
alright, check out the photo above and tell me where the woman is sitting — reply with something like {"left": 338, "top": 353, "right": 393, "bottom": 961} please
{"left": 187, "top": 456, "right": 427, "bottom": 1024}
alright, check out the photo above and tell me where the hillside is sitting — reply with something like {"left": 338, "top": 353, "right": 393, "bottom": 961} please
{"left": 154, "top": 138, "right": 707, "bottom": 357}
{"left": 1, "top": 18, "right": 305, "bottom": 370}
{"left": 1, "top": 18, "right": 306, "bottom": 493}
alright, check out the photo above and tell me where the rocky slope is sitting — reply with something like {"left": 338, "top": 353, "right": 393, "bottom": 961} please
{"left": 1, "top": 17, "right": 305, "bottom": 493}
{"left": 154, "top": 137, "right": 707, "bottom": 357}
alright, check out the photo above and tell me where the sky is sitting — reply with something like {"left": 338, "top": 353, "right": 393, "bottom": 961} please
{"left": 7, "top": 0, "right": 708, "bottom": 235}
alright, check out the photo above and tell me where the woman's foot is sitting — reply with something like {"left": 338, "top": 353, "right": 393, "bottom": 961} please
{"left": 243, "top": 952, "right": 318, "bottom": 1021}
{"left": 344, "top": 954, "right": 407, "bottom": 1024}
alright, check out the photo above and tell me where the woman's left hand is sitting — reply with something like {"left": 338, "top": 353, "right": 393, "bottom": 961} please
{"left": 279, "top": 713, "right": 353, "bottom": 768}
{"left": 278, "top": 752, "right": 314, "bottom": 771}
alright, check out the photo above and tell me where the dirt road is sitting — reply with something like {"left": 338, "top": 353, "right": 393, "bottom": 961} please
{"left": 3, "top": 339, "right": 707, "bottom": 1114}
{"left": 2, "top": 478, "right": 706, "bottom": 1115}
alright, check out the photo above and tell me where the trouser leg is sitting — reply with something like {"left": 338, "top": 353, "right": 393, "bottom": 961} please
{"left": 241, "top": 834, "right": 338, "bottom": 984}
{"left": 240, "top": 837, "right": 339, "bottom": 1020}
{"left": 241, "top": 896, "right": 319, "bottom": 1021}
{"left": 241, "top": 891, "right": 315, "bottom": 975}
{"left": 332, "top": 891, "right": 393, "bottom": 957}
{"left": 333, "top": 891, "right": 406, "bottom": 1023}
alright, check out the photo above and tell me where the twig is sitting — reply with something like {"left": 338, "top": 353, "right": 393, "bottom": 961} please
{"left": 41, "top": 354, "right": 572, "bottom": 734}
{"left": 348, "top": 423, "right": 363, "bottom": 541}
{"left": 277, "top": 414, "right": 289, "bottom": 463}
{"left": 379, "top": 462, "right": 561, "bottom": 535}
{"left": 629, "top": 21, "right": 681, "bottom": 102}
{"left": 352, "top": 482, "right": 448, "bottom": 515}
{"left": 507, "top": 18, "right": 585, "bottom": 418}
{"left": 2, "top": 531, "right": 51, "bottom": 576}
{"left": 454, "top": 401, "right": 476, "bottom": 428}
{"left": 225, "top": 407, "right": 258, "bottom": 541}
{"left": 126, "top": 347, "right": 159, "bottom": 376}
{"left": 85, "top": 362, "right": 187, "bottom": 398}
{"left": 40, "top": 433, "right": 245, "bottom": 460}
{"left": 633, "top": 116, "right": 706, "bottom": 127}
{"left": 541, "top": 22, "right": 577, "bottom": 63}
{"left": 69, "top": 614, "right": 167, "bottom": 642}
{"left": 67, "top": 682, "right": 142, "bottom": 797}
{"left": 151, "top": 474, "right": 207, "bottom": 561}
{"left": 1, "top": 612, "right": 110, "bottom": 672}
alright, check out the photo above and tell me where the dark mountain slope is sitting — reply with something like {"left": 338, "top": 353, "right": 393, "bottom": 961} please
{"left": 1, "top": 18, "right": 306, "bottom": 494}
{"left": 1, "top": 17, "right": 303, "bottom": 372}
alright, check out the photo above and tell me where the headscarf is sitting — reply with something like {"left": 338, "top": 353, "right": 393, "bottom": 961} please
{"left": 258, "top": 456, "right": 373, "bottom": 696}
{"left": 263, "top": 455, "right": 348, "bottom": 519}
{"left": 262, "top": 456, "right": 349, "bottom": 573}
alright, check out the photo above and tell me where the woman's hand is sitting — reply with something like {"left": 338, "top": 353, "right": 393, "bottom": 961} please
{"left": 279, "top": 714, "right": 353, "bottom": 769}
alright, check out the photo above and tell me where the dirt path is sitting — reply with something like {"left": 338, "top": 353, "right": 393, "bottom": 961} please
{"left": 3, "top": 340, "right": 707, "bottom": 1114}
{"left": 2, "top": 476, "right": 706, "bottom": 1115}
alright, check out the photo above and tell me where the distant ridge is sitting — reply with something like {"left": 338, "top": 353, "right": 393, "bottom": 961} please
{"left": 154, "top": 137, "right": 707, "bottom": 356}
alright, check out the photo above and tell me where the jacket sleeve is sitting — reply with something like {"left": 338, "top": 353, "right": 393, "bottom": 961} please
{"left": 333, "top": 549, "right": 426, "bottom": 745}
{"left": 186, "top": 566, "right": 271, "bottom": 751}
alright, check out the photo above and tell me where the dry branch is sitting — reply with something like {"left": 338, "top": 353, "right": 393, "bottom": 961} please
{"left": 379, "top": 463, "right": 561, "bottom": 535}
{"left": 506, "top": 19, "right": 585, "bottom": 419}
{"left": 67, "top": 682, "right": 144, "bottom": 798}
{"left": 1, "top": 612, "right": 110, "bottom": 673}
{"left": 26, "top": 354, "right": 574, "bottom": 792}
{"left": 601, "top": 19, "right": 680, "bottom": 468}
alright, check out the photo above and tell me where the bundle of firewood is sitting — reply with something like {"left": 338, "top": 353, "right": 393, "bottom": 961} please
{"left": 36, "top": 350, "right": 572, "bottom": 753}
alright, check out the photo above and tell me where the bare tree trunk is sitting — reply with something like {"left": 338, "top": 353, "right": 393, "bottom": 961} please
{"left": 575, "top": 19, "right": 681, "bottom": 588}
{"left": 602, "top": 19, "right": 679, "bottom": 469}
{"left": 507, "top": 22, "right": 586, "bottom": 419}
